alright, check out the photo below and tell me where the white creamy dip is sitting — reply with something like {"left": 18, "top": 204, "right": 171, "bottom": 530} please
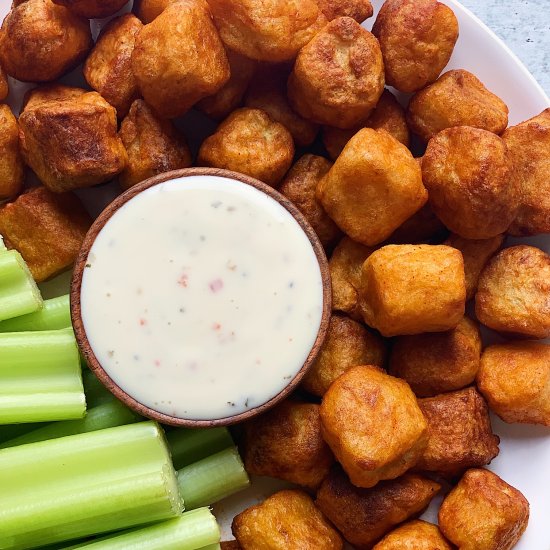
{"left": 80, "top": 175, "right": 324, "bottom": 420}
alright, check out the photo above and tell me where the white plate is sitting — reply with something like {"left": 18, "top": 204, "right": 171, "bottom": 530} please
{"left": 1, "top": 1, "right": 549, "bottom": 547}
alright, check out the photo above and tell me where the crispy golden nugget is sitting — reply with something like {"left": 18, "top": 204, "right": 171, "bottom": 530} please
{"left": 320, "top": 366, "right": 428, "bottom": 488}
{"left": 387, "top": 203, "right": 446, "bottom": 245}
{"left": 444, "top": 234, "right": 504, "bottom": 300}
{"left": 302, "top": 314, "right": 387, "bottom": 397}
{"left": 288, "top": 17, "right": 384, "bottom": 129}
{"left": 279, "top": 155, "right": 340, "bottom": 249}
{"left": 242, "top": 401, "right": 334, "bottom": 489}
{"left": 19, "top": 92, "right": 127, "bottom": 193}
{"left": 504, "top": 109, "right": 550, "bottom": 236}
{"left": 389, "top": 317, "right": 481, "bottom": 397}
{"left": 475, "top": 246, "right": 550, "bottom": 339}
{"left": 119, "top": 100, "right": 192, "bottom": 189}
{"left": 21, "top": 84, "right": 86, "bottom": 113}
{"left": 0, "top": 0, "right": 92, "bottom": 83}
{"left": 372, "top": 520, "right": 453, "bottom": 550}
{"left": 0, "top": 105, "right": 24, "bottom": 200}
{"left": 232, "top": 489, "right": 343, "bottom": 550}
{"left": 197, "top": 51, "right": 256, "bottom": 121}
{"left": 318, "top": 0, "right": 373, "bottom": 23}
{"left": 423, "top": 127, "right": 517, "bottom": 239}
{"left": 0, "top": 186, "right": 91, "bottom": 281}
{"left": 134, "top": 0, "right": 172, "bottom": 23}
{"left": 329, "top": 237, "right": 375, "bottom": 320}
{"left": 198, "top": 108, "right": 294, "bottom": 187}
{"left": 359, "top": 245, "right": 466, "bottom": 336}
{"left": 0, "top": 65, "right": 8, "bottom": 101}
{"left": 52, "top": 0, "right": 127, "bottom": 18}
{"left": 207, "top": 0, "right": 327, "bottom": 63}
{"left": 372, "top": 0, "right": 458, "bottom": 93}
{"left": 478, "top": 342, "right": 550, "bottom": 426}
{"left": 132, "top": 0, "right": 230, "bottom": 119}
{"left": 407, "top": 70, "right": 509, "bottom": 142}
{"left": 245, "top": 64, "right": 319, "bottom": 147}
{"left": 316, "top": 467, "right": 440, "bottom": 549}
{"left": 221, "top": 542, "right": 241, "bottom": 550}
{"left": 84, "top": 14, "right": 143, "bottom": 117}
{"left": 317, "top": 129, "right": 427, "bottom": 246}
{"left": 439, "top": 469, "right": 529, "bottom": 550}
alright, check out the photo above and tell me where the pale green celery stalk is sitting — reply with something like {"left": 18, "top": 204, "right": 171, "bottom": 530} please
{"left": 167, "top": 427, "right": 234, "bottom": 470}
{"left": 0, "top": 294, "right": 70, "bottom": 332}
{"left": 0, "top": 328, "right": 86, "bottom": 423}
{"left": 199, "top": 545, "right": 221, "bottom": 550}
{"left": 0, "top": 421, "right": 183, "bottom": 550}
{"left": 177, "top": 447, "right": 250, "bottom": 510}
{"left": 0, "top": 249, "right": 43, "bottom": 322}
{"left": 0, "top": 422, "right": 42, "bottom": 444}
{"left": 82, "top": 368, "right": 117, "bottom": 408}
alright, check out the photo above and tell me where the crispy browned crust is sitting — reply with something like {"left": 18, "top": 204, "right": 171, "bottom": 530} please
{"left": 0, "top": 64, "right": 8, "bottom": 101}
{"left": 372, "top": 520, "right": 453, "bottom": 549}
{"left": 133, "top": 0, "right": 173, "bottom": 23}
{"left": 439, "top": 469, "right": 529, "bottom": 550}
{"left": 316, "top": 467, "right": 441, "bottom": 549}
{"left": 0, "top": 105, "right": 24, "bottom": 200}
{"left": 318, "top": 0, "right": 373, "bottom": 23}
{"left": 0, "top": 186, "right": 91, "bottom": 281}
{"left": 52, "top": 0, "right": 127, "bottom": 18}
{"left": 21, "top": 84, "right": 87, "bottom": 113}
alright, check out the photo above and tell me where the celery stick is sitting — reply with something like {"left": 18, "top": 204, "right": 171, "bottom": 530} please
{"left": 167, "top": 427, "right": 234, "bottom": 469}
{"left": 0, "top": 294, "right": 70, "bottom": 332}
{"left": 0, "top": 249, "right": 43, "bottom": 321}
{"left": 0, "top": 328, "right": 85, "bottom": 423}
{"left": 0, "top": 422, "right": 183, "bottom": 550}
{"left": 82, "top": 368, "right": 116, "bottom": 408}
{"left": 177, "top": 447, "right": 250, "bottom": 510}
{"left": 0, "top": 422, "right": 41, "bottom": 443}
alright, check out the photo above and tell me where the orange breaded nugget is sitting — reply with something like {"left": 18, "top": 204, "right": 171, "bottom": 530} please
{"left": 504, "top": 109, "right": 550, "bottom": 236}
{"left": 84, "top": 14, "right": 143, "bottom": 117}
{"left": 320, "top": 365, "right": 428, "bottom": 488}
{"left": 21, "top": 84, "right": 87, "bottom": 113}
{"left": 220, "top": 542, "right": 241, "bottom": 550}
{"left": 288, "top": 17, "right": 384, "bottom": 129}
{"left": 423, "top": 127, "right": 517, "bottom": 239}
{"left": 207, "top": 0, "right": 327, "bottom": 63}
{"left": 198, "top": 108, "right": 294, "bottom": 187}
{"left": 242, "top": 401, "right": 334, "bottom": 489}
{"left": 359, "top": 244, "right": 466, "bottom": 336}
{"left": 389, "top": 316, "right": 481, "bottom": 397}
{"left": 372, "top": 0, "right": 458, "bottom": 93}
{"left": 407, "top": 70, "right": 509, "bottom": 142}
{"left": 0, "top": 65, "right": 8, "bottom": 101}
{"left": 475, "top": 245, "right": 550, "bottom": 339}
{"left": 0, "top": 0, "right": 92, "bottom": 83}
{"left": 134, "top": 0, "right": 172, "bottom": 23}
{"left": 0, "top": 105, "right": 24, "bottom": 200}
{"left": 52, "top": 0, "right": 128, "bottom": 18}
{"left": 387, "top": 203, "right": 446, "bottom": 245}
{"left": 372, "top": 520, "right": 453, "bottom": 550}
{"left": 303, "top": 314, "right": 387, "bottom": 397}
{"left": 318, "top": 0, "right": 373, "bottom": 23}
{"left": 132, "top": 0, "right": 230, "bottom": 119}
{"left": 317, "top": 129, "right": 427, "bottom": 246}
{"left": 478, "top": 342, "right": 550, "bottom": 426}
{"left": 0, "top": 186, "right": 92, "bottom": 282}
{"left": 316, "top": 467, "right": 440, "bottom": 549}
{"left": 439, "top": 469, "right": 529, "bottom": 550}
{"left": 279, "top": 155, "right": 341, "bottom": 250}
{"left": 232, "top": 489, "right": 343, "bottom": 550}
{"left": 19, "top": 92, "right": 127, "bottom": 193}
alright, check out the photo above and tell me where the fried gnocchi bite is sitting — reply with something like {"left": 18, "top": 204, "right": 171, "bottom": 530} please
{"left": 372, "top": 0, "right": 458, "bottom": 93}
{"left": 19, "top": 92, "right": 127, "bottom": 193}
{"left": 372, "top": 520, "right": 453, "bottom": 550}
{"left": 439, "top": 469, "right": 529, "bottom": 550}
{"left": 320, "top": 365, "right": 428, "bottom": 488}
{"left": 21, "top": 84, "right": 86, "bottom": 112}
{"left": 475, "top": 245, "right": 550, "bottom": 339}
{"left": 207, "top": 0, "right": 327, "bottom": 63}
{"left": 52, "top": 0, "right": 128, "bottom": 18}
{"left": 407, "top": 70, "right": 509, "bottom": 142}
{"left": 387, "top": 203, "right": 447, "bottom": 244}
{"left": 118, "top": 100, "right": 192, "bottom": 190}
{"left": 84, "top": 14, "right": 143, "bottom": 117}
{"left": 316, "top": 467, "right": 440, "bottom": 549}
{"left": 0, "top": 65, "right": 8, "bottom": 101}
{"left": 0, "top": 186, "right": 91, "bottom": 281}
{"left": 279, "top": 155, "right": 340, "bottom": 249}
{"left": 317, "top": 129, "right": 427, "bottom": 246}
{"left": 303, "top": 314, "right": 387, "bottom": 396}
{"left": 132, "top": 0, "right": 230, "bottom": 119}
{"left": 423, "top": 126, "right": 517, "bottom": 239}
{"left": 288, "top": 17, "right": 384, "bottom": 129}
{"left": 318, "top": 0, "right": 373, "bottom": 23}
{"left": 0, "top": 105, "right": 24, "bottom": 200}
{"left": 478, "top": 342, "right": 550, "bottom": 426}
{"left": 232, "top": 489, "right": 343, "bottom": 550}
{"left": 242, "top": 401, "right": 334, "bottom": 489}
{"left": 220, "top": 542, "right": 241, "bottom": 550}
{"left": 359, "top": 245, "right": 466, "bottom": 336}
{"left": 133, "top": 0, "right": 172, "bottom": 23}
{"left": 0, "top": 0, "right": 92, "bottom": 83}
{"left": 198, "top": 108, "right": 294, "bottom": 187}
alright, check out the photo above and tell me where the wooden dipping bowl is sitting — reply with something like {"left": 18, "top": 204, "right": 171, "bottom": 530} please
{"left": 71, "top": 167, "right": 332, "bottom": 428}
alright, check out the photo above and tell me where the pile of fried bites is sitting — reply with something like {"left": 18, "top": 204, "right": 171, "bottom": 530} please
{"left": 0, "top": 0, "right": 549, "bottom": 548}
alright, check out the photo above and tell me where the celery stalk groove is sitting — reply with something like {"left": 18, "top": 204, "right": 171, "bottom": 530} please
{"left": 0, "top": 294, "right": 71, "bottom": 332}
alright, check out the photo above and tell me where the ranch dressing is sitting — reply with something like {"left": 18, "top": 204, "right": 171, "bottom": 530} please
{"left": 80, "top": 176, "right": 324, "bottom": 420}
